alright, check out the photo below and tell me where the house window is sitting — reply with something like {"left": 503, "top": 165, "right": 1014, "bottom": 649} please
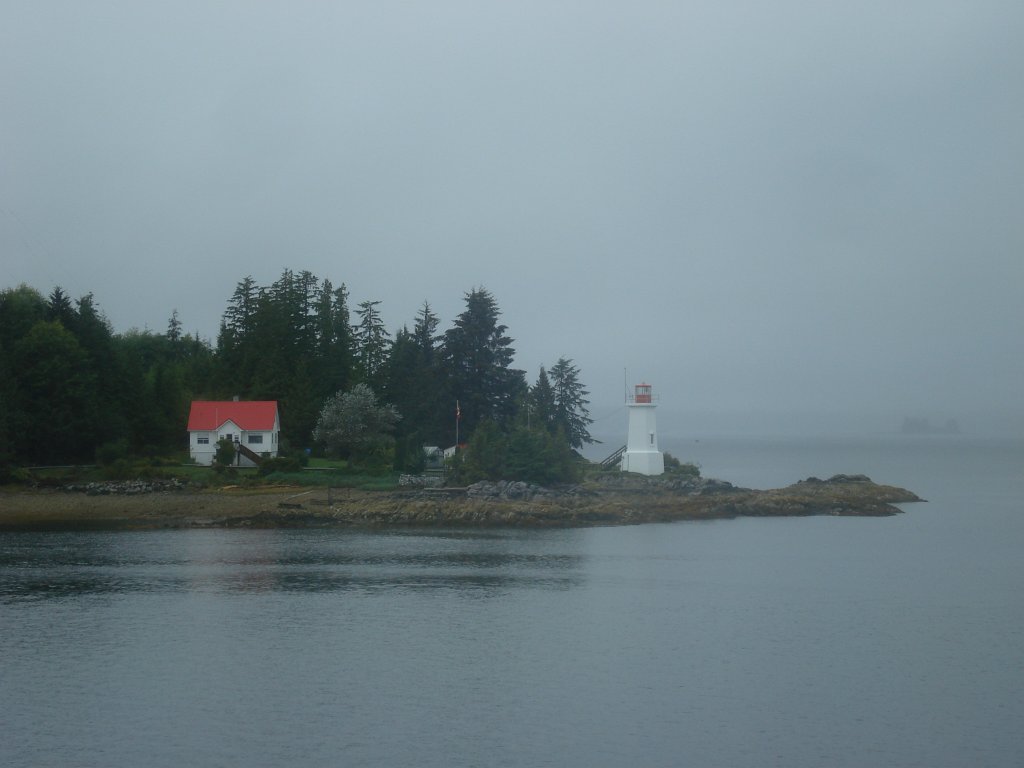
{"left": 248, "top": 434, "right": 264, "bottom": 445}
{"left": 197, "top": 435, "right": 210, "bottom": 445}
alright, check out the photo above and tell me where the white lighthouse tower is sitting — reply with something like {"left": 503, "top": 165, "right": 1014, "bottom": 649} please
{"left": 621, "top": 383, "right": 665, "bottom": 475}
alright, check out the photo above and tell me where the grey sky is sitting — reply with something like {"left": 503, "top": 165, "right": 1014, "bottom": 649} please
{"left": 3, "top": 1, "right": 1022, "bottom": 435}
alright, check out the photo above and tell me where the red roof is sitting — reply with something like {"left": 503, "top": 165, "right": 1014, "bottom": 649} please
{"left": 187, "top": 401, "right": 278, "bottom": 432}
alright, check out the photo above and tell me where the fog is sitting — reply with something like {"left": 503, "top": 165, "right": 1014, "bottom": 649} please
{"left": 3, "top": 1, "right": 1022, "bottom": 436}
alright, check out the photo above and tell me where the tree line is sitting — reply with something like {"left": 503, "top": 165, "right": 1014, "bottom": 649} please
{"left": 0, "top": 270, "right": 593, "bottom": 482}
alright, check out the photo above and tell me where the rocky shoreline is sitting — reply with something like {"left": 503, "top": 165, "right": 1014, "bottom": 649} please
{"left": 0, "top": 473, "right": 923, "bottom": 530}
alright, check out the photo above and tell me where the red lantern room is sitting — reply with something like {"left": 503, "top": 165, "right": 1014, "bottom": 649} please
{"left": 635, "top": 384, "right": 652, "bottom": 403}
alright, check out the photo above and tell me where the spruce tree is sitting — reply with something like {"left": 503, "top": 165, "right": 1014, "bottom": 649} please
{"left": 313, "top": 279, "right": 353, "bottom": 400}
{"left": 530, "top": 366, "right": 557, "bottom": 433}
{"left": 46, "top": 286, "right": 75, "bottom": 328}
{"left": 549, "top": 357, "right": 594, "bottom": 449}
{"left": 12, "top": 321, "right": 99, "bottom": 463}
{"left": 353, "top": 300, "right": 391, "bottom": 392}
{"left": 440, "top": 288, "right": 525, "bottom": 440}
{"left": 166, "top": 309, "right": 182, "bottom": 344}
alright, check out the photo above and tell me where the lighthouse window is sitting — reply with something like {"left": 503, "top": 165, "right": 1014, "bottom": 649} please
{"left": 649, "top": 432, "right": 655, "bottom": 445}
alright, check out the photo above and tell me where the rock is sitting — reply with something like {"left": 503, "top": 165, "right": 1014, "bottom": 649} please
{"left": 399, "top": 474, "right": 444, "bottom": 488}
{"left": 696, "top": 478, "right": 739, "bottom": 494}
{"left": 465, "top": 480, "right": 554, "bottom": 501}
{"left": 65, "top": 479, "right": 187, "bottom": 496}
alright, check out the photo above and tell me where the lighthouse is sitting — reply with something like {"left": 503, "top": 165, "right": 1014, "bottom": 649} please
{"left": 621, "top": 383, "right": 665, "bottom": 475}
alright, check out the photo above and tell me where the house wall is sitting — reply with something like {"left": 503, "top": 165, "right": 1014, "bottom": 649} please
{"left": 189, "top": 431, "right": 217, "bottom": 466}
{"left": 189, "top": 415, "right": 280, "bottom": 466}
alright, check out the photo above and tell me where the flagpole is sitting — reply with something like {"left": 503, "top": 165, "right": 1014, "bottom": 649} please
{"left": 455, "top": 400, "right": 460, "bottom": 452}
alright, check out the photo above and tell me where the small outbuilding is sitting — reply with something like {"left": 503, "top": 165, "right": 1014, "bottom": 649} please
{"left": 187, "top": 400, "right": 280, "bottom": 466}
{"left": 422, "top": 446, "right": 445, "bottom": 469}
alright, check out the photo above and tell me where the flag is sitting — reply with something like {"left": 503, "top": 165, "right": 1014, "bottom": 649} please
{"left": 456, "top": 400, "right": 461, "bottom": 421}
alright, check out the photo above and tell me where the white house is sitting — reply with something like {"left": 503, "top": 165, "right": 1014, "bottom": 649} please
{"left": 187, "top": 400, "right": 280, "bottom": 466}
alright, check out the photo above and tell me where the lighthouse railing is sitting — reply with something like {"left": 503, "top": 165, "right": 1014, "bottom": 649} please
{"left": 626, "top": 392, "right": 660, "bottom": 404}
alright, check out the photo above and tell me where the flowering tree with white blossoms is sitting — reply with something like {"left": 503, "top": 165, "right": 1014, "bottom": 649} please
{"left": 313, "top": 383, "right": 401, "bottom": 469}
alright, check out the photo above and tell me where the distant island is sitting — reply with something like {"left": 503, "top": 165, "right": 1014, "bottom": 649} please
{"left": 0, "top": 473, "right": 923, "bottom": 530}
{"left": 901, "top": 417, "right": 961, "bottom": 435}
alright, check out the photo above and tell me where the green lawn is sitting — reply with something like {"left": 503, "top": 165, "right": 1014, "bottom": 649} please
{"left": 16, "top": 454, "right": 400, "bottom": 491}
{"left": 305, "top": 457, "right": 349, "bottom": 470}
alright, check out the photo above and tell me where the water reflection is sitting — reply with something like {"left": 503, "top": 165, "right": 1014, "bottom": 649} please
{"left": 0, "top": 529, "right": 586, "bottom": 601}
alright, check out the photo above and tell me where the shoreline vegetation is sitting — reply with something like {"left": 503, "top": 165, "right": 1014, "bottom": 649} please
{"left": 0, "top": 474, "right": 923, "bottom": 531}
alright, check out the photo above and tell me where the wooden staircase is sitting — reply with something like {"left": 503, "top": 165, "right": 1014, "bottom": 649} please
{"left": 236, "top": 442, "right": 265, "bottom": 466}
{"left": 597, "top": 445, "right": 627, "bottom": 469}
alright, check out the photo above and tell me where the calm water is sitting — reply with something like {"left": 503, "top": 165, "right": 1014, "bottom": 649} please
{"left": 2, "top": 435, "right": 1022, "bottom": 767}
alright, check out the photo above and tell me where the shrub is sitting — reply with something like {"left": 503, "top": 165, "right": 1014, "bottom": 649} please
{"left": 96, "top": 439, "right": 130, "bottom": 466}
{"left": 457, "top": 422, "right": 582, "bottom": 485}
{"left": 101, "top": 458, "right": 135, "bottom": 481}
{"left": 213, "top": 464, "right": 238, "bottom": 479}
{"left": 393, "top": 435, "right": 427, "bottom": 473}
{"left": 663, "top": 452, "right": 700, "bottom": 478}
{"left": 214, "top": 438, "right": 236, "bottom": 467}
{"left": 348, "top": 440, "right": 396, "bottom": 474}
{"left": 258, "top": 456, "right": 303, "bottom": 476}
{"left": 0, "top": 463, "right": 31, "bottom": 485}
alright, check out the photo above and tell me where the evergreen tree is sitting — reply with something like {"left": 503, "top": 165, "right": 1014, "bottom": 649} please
{"left": 313, "top": 279, "right": 353, "bottom": 400}
{"left": 549, "top": 357, "right": 593, "bottom": 449}
{"left": 412, "top": 301, "right": 440, "bottom": 359}
{"left": 281, "top": 359, "right": 319, "bottom": 449}
{"left": 144, "top": 358, "right": 187, "bottom": 452}
{"left": 505, "top": 424, "right": 580, "bottom": 485}
{"left": 115, "top": 330, "right": 170, "bottom": 452}
{"left": 46, "top": 286, "right": 75, "bottom": 328}
{"left": 216, "top": 275, "right": 260, "bottom": 393}
{"left": 221, "top": 276, "right": 259, "bottom": 340}
{"left": 440, "top": 288, "right": 526, "bottom": 441}
{"left": 293, "top": 269, "right": 320, "bottom": 356}
{"left": 459, "top": 419, "right": 506, "bottom": 482}
{"left": 383, "top": 301, "right": 445, "bottom": 450}
{"left": 529, "top": 366, "right": 557, "bottom": 433}
{"left": 353, "top": 300, "right": 391, "bottom": 391}
{"left": 115, "top": 328, "right": 215, "bottom": 455}
{"left": 458, "top": 420, "right": 580, "bottom": 485}
{"left": 166, "top": 309, "right": 182, "bottom": 344}
{"left": 382, "top": 327, "right": 418, "bottom": 415}
{"left": 11, "top": 321, "right": 99, "bottom": 463}
{"left": 213, "top": 271, "right": 357, "bottom": 447}
{"left": 248, "top": 280, "right": 293, "bottom": 398}
{"left": 408, "top": 301, "right": 445, "bottom": 442}
{"left": 72, "top": 293, "right": 131, "bottom": 447}
{"left": 216, "top": 269, "right": 324, "bottom": 404}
